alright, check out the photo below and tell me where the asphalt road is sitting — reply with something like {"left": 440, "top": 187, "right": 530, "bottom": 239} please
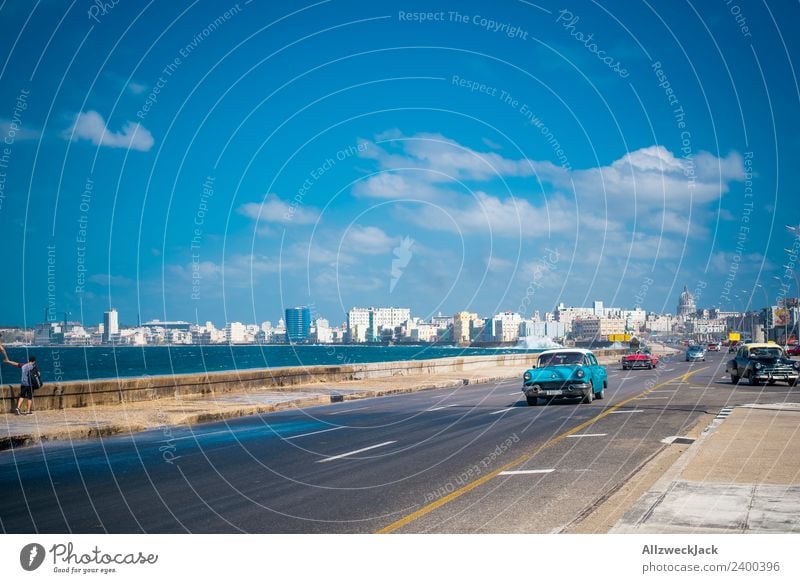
{"left": 1, "top": 349, "right": 798, "bottom": 533}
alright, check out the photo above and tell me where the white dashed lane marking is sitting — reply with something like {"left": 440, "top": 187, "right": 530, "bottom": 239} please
{"left": 316, "top": 441, "right": 397, "bottom": 463}
{"left": 609, "top": 409, "right": 645, "bottom": 414}
{"left": 567, "top": 433, "right": 607, "bottom": 438}
{"left": 499, "top": 469, "right": 555, "bottom": 476}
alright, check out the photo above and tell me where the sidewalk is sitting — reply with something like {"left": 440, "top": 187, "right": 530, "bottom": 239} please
{"left": 610, "top": 403, "right": 800, "bottom": 533}
{"left": 0, "top": 364, "right": 524, "bottom": 451}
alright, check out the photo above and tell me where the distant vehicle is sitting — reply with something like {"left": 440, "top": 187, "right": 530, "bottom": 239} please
{"left": 521, "top": 348, "right": 607, "bottom": 406}
{"left": 727, "top": 343, "right": 799, "bottom": 386}
{"left": 706, "top": 343, "right": 720, "bottom": 352}
{"left": 686, "top": 345, "right": 706, "bottom": 362}
{"left": 621, "top": 349, "right": 658, "bottom": 370}
{"left": 787, "top": 345, "right": 800, "bottom": 357}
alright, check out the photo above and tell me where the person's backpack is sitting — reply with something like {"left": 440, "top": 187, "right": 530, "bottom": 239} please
{"left": 29, "top": 366, "right": 43, "bottom": 390}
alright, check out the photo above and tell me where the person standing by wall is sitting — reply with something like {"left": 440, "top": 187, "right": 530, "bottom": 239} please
{"left": 0, "top": 344, "right": 39, "bottom": 415}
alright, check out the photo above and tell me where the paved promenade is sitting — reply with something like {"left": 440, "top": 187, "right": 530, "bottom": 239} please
{"left": 610, "top": 402, "right": 800, "bottom": 533}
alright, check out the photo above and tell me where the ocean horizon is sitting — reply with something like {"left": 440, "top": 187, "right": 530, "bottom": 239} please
{"left": 0, "top": 344, "right": 544, "bottom": 383}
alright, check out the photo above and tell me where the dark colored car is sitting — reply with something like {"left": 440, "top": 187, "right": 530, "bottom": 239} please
{"left": 521, "top": 349, "right": 607, "bottom": 406}
{"left": 726, "top": 343, "right": 800, "bottom": 386}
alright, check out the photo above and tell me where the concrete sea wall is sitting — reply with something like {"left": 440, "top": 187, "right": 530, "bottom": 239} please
{"left": 1, "top": 350, "right": 626, "bottom": 411}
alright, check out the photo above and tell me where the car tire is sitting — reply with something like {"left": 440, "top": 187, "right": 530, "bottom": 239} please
{"left": 767, "top": 380, "right": 777, "bottom": 386}
{"left": 584, "top": 382, "right": 594, "bottom": 404}
{"left": 596, "top": 385, "right": 605, "bottom": 399}
{"left": 749, "top": 374, "right": 759, "bottom": 386}
{"left": 647, "top": 363, "right": 652, "bottom": 370}
{"left": 731, "top": 374, "right": 740, "bottom": 384}
{"left": 526, "top": 396, "right": 538, "bottom": 406}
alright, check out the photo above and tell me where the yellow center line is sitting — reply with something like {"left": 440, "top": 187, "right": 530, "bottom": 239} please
{"left": 375, "top": 367, "right": 708, "bottom": 534}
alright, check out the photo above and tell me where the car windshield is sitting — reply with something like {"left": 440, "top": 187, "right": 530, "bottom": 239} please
{"left": 748, "top": 347, "right": 784, "bottom": 359}
{"left": 538, "top": 352, "right": 584, "bottom": 366}
{"left": 688, "top": 346, "right": 703, "bottom": 351}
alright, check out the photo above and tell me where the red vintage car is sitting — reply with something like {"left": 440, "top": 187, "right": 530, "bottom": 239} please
{"left": 621, "top": 350, "right": 659, "bottom": 370}
{"left": 787, "top": 345, "right": 800, "bottom": 357}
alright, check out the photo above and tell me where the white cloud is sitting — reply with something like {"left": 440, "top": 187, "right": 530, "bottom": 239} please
{"left": 168, "top": 253, "right": 281, "bottom": 289}
{"left": 237, "top": 194, "right": 319, "bottom": 225}
{"left": 88, "top": 274, "right": 133, "bottom": 286}
{"left": 553, "top": 145, "right": 745, "bottom": 207}
{"left": 0, "top": 119, "right": 40, "bottom": 140}
{"left": 341, "top": 225, "right": 397, "bottom": 255}
{"left": 65, "top": 110, "right": 154, "bottom": 151}
{"left": 127, "top": 82, "right": 147, "bottom": 94}
{"left": 357, "top": 131, "right": 537, "bottom": 184}
{"left": 486, "top": 256, "right": 513, "bottom": 272}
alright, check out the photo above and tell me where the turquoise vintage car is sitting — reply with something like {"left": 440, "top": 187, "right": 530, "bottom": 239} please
{"left": 521, "top": 348, "right": 607, "bottom": 406}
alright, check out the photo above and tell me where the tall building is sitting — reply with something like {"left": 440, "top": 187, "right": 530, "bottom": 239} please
{"left": 453, "top": 311, "right": 481, "bottom": 345}
{"left": 677, "top": 285, "right": 696, "bottom": 317}
{"left": 103, "top": 309, "right": 119, "bottom": 343}
{"left": 285, "top": 306, "right": 311, "bottom": 343}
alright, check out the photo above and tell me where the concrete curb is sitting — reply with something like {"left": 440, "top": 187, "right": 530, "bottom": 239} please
{"left": 609, "top": 406, "right": 731, "bottom": 532}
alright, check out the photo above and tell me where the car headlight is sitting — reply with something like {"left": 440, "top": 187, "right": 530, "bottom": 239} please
{"left": 754, "top": 362, "right": 762, "bottom": 370}
{"left": 793, "top": 362, "right": 800, "bottom": 370}
{"left": 523, "top": 371, "right": 532, "bottom": 381}
{"left": 576, "top": 369, "right": 585, "bottom": 378}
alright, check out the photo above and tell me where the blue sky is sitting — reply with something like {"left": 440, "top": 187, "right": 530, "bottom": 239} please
{"left": 1, "top": 0, "right": 798, "bottom": 327}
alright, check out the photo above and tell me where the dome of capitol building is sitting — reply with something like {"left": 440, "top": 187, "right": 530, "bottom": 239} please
{"left": 677, "top": 285, "right": 696, "bottom": 317}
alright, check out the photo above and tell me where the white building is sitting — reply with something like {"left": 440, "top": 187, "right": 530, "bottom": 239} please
{"left": 411, "top": 323, "right": 439, "bottom": 343}
{"left": 103, "top": 309, "right": 119, "bottom": 343}
{"left": 492, "top": 312, "right": 522, "bottom": 343}
{"left": 348, "top": 307, "right": 411, "bottom": 342}
{"left": 225, "top": 322, "right": 248, "bottom": 344}
{"left": 646, "top": 313, "right": 676, "bottom": 333}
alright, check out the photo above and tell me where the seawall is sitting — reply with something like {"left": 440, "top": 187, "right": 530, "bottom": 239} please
{"left": 1, "top": 350, "right": 628, "bottom": 412}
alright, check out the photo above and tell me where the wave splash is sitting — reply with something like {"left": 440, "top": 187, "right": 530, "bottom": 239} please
{"left": 515, "top": 336, "right": 563, "bottom": 350}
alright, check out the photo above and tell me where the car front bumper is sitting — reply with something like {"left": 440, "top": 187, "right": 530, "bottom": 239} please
{"left": 749, "top": 371, "right": 799, "bottom": 383}
{"left": 523, "top": 382, "right": 592, "bottom": 399}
